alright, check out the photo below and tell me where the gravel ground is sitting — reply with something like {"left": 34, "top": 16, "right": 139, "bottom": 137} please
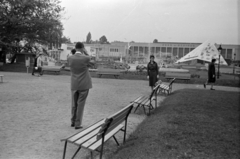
{"left": 0, "top": 72, "right": 164, "bottom": 159}
{"left": 0, "top": 72, "right": 239, "bottom": 159}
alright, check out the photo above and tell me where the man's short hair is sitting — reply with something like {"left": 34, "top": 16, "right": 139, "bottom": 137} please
{"left": 75, "top": 42, "right": 84, "bottom": 49}
{"left": 71, "top": 49, "right": 76, "bottom": 55}
{"left": 212, "top": 59, "right": 216, "bottom": 62}
{"left": 150, "top": 55, "right": 155, "bottom": 59}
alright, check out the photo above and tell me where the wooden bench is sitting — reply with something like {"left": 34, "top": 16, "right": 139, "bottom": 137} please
{"left": 96, "top": 69, "right": 122, "bottom": 79}
{"left": 158, "top": 78, "right": 175, "bottom": 95}
{"left": 42, "top": 66, "right": 62, "bottom": 75}
{"left": 0, "top": 75, "right": 3, "bottom": 83}
{"left": 131, "top": 84, "right": 160, "bottom": 115}
{"left": 61, "top": 104, "right": 133, "bottom": 159}
{"left": 165, "top": 72, "right": 191, "bottom": 82}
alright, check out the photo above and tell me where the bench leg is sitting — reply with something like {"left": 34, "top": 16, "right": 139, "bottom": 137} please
{"left": 134, "top": 104, "right": 141, "bottom": 113}
{"left": 62, "top": 141, "right": 67, "bottom": 159}
{"left": 71, "top": 146, "right": 81, "bottom": 159}
{"left": 113, "top": 135, "right": 120, "bottom": 146}
{"left": 99, "top": 142, "right": 105, "bottom": 159}
{"left": 142, "top": 105, "right": 147, "bottom": 115}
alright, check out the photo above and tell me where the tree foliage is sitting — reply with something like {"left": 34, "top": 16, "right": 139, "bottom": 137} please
{"left": 99, "top": 35, "right": 109, "bottom": 44}
{"left": 61, "top": 36, "right": 71, "bottom": 44}
{"left": 0, "top": 0, "right": 65, "bottom": 62}
{"left": 86, "top": 32, "right": 92, "bottom": 44}
{"left": 153, "top": 39, "right": 158, "bottom": 43}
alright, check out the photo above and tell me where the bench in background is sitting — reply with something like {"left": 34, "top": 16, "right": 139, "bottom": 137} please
{"left": 158, "top": 78, "right": 175, "bottom": 95}
{"left": 61, "top": 104, "right": 133, "bottom": 159}
{"left": 131, "top": 84, "right": 160, "bottom": 115}
{"left": 165, "top": 72, "right": 191, "bottom": 82}
{"left": 42, "top": 66, "right": 62, "bottom": 75}
{"left": 96, "top": 68, "right": 122, "bottom": 79}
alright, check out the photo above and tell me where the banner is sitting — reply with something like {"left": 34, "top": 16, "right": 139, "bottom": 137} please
{"left": 176, "top": 41, "right": 228, "bottom": 65}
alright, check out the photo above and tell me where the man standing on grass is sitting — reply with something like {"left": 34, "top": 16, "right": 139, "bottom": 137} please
{"left": 204, "top": 59, "right": 216, "bottom": 90}
{"left": 63, "top": 42, "right": 94, "bottom": 129}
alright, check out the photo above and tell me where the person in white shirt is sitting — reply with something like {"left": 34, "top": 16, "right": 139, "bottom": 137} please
{"left": 32, "top": 53, "right": 43, "bottom": 76}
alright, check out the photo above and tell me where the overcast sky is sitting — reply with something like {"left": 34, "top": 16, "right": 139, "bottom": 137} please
{"left": 60, "top": 0, "right": 239, "bottom": 45}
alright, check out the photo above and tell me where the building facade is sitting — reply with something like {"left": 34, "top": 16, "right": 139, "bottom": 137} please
{"left": 60, "top": 42, "right": 240, "bottom": 65}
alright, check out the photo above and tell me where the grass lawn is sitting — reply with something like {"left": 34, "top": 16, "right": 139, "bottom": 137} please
{"left": 108, "top": 89, "right": 240, "bottom": 159}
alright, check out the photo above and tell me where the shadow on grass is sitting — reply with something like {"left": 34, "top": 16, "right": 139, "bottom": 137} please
{"left": 108, "top": 89, "right": 240, "bottom": 159}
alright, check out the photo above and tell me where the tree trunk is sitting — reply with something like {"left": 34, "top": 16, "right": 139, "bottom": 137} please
{"left": 0, "top": 48, "right": 6, "bottom": 64}
{"left": 10, "top": 54, "right": 17, "bottom": 64}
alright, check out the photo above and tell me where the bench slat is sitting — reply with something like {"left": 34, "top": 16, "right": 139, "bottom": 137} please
{"left": 134, "top": 96, "right": 148, "bottom": 104}
{"left": 132, "top": 96, "right": 144, "bottom": 103}
{"left": 74, "top": 127, "right": 102, "bottom": 145}
{"left": 105, "top": 115, "right": 126, "bottom": 135}
{"left": 104, "top": 105, "right": 132, "bottom": 134}
{"left": 83, "top": 124, "right": 124, "bottom": 150}
{"left": 140, "top": 98, "right": 151, "bottom": 106}
{"left": 67, "top": 119, "right": 105, "bottom": 142}
{"left": 108, "top": 104, "right": 133, "bottom": 119}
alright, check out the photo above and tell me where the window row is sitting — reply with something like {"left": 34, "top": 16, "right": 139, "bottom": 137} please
{"left": 110, "top": 48, "right": 119, "bottom": 52}
{"left": 129, "top": 47, "right": 195, "bottom": 56}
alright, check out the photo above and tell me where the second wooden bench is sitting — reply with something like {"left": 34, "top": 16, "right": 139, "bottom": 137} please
{"left": 131, "top": 84, "right": 160, "bottom": 115}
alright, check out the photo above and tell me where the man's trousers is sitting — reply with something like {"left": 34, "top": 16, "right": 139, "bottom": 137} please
{"left": 71, "top": 89, "right": 89, "bottom": 127}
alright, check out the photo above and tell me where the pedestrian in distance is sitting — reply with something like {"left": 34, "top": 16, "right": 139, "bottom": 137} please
{"left": 32, "top": 52, "right": 43, "bottom": 76}
{"left": 204, "top": 59, "right": 216, "bottom": 90}
{"left": 147, "top": 55, "right": 159, "bottom": 91}
{"left": 67, "top": 49, "right": 76, "bottom": 58}
{"left": 62, "top": 42, "right": 94, "bottom": 129}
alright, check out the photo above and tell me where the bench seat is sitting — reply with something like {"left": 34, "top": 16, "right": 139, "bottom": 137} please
{"left": 165, "top": 72, "right": 190, "bottom": 81}
{"left": 97, "top": 69, "right": 122, "bottom": 78}
{"left": 42, "top": 66, "right": 62, "bottom": 75}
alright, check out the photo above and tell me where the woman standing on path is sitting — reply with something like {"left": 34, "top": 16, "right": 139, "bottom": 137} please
{"left": 204, "top": 59, "right": 216, "bottom": 90}
{"left": 147, "top": 55, "right": 159, "bottom": 90}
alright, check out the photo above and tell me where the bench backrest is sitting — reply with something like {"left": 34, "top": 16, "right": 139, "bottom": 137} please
{"left": 98, "top": 68, "right": 122, "bottom": 74}
{"left": 169, "top": 78, "right": 175, "bottom": 86}
{"left": 166, "top": 72, "right": 191, "bottom": 77}
{"left": 149, "top": 84, "right": 160, "bottom": 99}
{"left": 97, "top": 104, "right": 133, "bottom": 139}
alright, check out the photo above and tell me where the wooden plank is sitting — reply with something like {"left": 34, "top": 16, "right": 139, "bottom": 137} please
{"left": 67, "top": 119, "right": 105, "bottom": 142}
{"left": 132, "top": 96, "right": 144, "bottom": 103}
{"left": 83, "top": 124, "right": 124, "bottom": 150}
{"left": 134, "top": 96, "right": 148, "bottom": 104}
{"left": 74, "top": 127, "right": 102, "bottom": 145}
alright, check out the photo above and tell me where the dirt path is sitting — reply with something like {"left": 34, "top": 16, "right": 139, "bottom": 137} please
{"left": 0, "top": 72, "right": 165, "bottom": 159}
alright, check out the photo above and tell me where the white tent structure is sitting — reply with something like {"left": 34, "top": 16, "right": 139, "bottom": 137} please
{"left": 176, "top": 41, "right": 228, "bottom": 65}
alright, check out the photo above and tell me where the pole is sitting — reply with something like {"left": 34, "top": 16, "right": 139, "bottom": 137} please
{"left": 233, "top": 54, "right": 236, "bottom": 80}
{"left": 217, "top": 54, "right": 220, "bottom": 79}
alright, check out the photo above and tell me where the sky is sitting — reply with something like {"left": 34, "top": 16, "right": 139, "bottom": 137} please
{"left": 60, "top": 0, "right": 239, "bottom": 45}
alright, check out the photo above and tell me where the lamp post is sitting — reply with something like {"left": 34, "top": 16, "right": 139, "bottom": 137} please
{"left": 233, "top": 53, "right": 236, "bottom": 79}
{"left": 217, "top": 45, "right": 222, "bottom": 79}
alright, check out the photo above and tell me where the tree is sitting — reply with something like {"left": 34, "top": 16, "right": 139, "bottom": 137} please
{"left": 86, "top": 32, "right": 92, "bottom": 44}
{"left": 0, "top": 0, "right": 65, "bottom": 63}
{"left": 99, "top": 35, "right": 109, "bottom": 44}
{"left": 61, "top": 36, "right": 71, "bottom": 44}
{"left": 153, "top": 39, "right": 158, "bottom": 43}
